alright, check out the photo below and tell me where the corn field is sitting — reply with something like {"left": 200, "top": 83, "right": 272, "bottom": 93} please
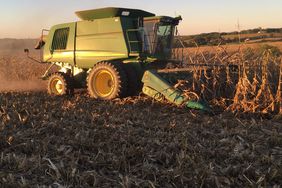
{"left": 0, "top": 48, "right": 281, "bottom": 187}
{"left": 172, "top": 46, "right": 282, "bottom": 115}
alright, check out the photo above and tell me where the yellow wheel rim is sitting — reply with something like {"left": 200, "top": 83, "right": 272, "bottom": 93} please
{"left": 50, "top": 78, "right": 64, "bottom": 95}
{"left": 93, "top": 70, "right": 114, "bottom": 97}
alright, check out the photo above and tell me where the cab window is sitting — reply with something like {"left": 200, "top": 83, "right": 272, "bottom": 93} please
{"left": 52, "top": 28, "right": 70, "bottom": 50}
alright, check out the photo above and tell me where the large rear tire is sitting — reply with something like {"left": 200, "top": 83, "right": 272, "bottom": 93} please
{"left": 47, "top": 72, "right": 73, "bottom": 96}
{"left": 87, "top": 62, "right": 128, "bottom": 100}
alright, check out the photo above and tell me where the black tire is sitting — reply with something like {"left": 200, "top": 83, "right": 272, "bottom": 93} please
{"left": 47, "top": 72, "right": 73, "bottom": 96}
{"left": 123, "top": 64, "right": 143, "bottom": 96}
{"left": 87, "top": 62, "right": 128, "bottom": 100}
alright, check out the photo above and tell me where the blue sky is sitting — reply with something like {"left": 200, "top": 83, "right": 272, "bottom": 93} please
{"left": 0, "top": 0, "right": 281, "bottom": 38}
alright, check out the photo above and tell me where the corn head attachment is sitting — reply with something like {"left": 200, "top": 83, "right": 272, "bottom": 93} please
{"left": 142, "top": 70, "right": 211, "bottom": 111}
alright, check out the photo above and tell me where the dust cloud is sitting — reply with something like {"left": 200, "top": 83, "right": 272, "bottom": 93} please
{"left": 0, "top": 74, "right": 46, "bottom": 92}
{"left": 0, "top": 38, "right": 48, "bottom": 92}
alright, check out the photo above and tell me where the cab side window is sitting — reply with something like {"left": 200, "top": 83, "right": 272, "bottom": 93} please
{"left": 52, "top": 28, "right": 70, "bottom": 50}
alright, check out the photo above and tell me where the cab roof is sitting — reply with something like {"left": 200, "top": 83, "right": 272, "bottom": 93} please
{"left": 144, "top": 16, "right": 182, "bottom": 25}
{"left": 76, "top": 7, "right": 155, "bottom": 20}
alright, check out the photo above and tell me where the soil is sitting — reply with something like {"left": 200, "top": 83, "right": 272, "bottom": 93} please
{"left": 0, "top": 92, "right": 281, "bottom": 187}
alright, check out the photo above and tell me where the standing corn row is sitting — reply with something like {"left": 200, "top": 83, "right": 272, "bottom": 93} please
{"left": 173, "top": 45, "right": 281, "bottom": 115}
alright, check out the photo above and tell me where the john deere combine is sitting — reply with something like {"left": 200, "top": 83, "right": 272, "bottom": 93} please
{"left": 26, "top": 7, "right": 208, "bottom": 111}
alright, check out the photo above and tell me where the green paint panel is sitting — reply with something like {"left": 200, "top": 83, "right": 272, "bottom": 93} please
{"left": 142, "top": 70, "right": 185, "bottom": 105}
{"left": 75, "top": 17, "right": 129, "bottom": 68}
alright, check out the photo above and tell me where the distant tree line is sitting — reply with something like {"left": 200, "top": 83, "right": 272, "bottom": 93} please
{"left": 174, "top": 27, "right": 282, "bottom": 48}
{"left": 174, "top": 33, "right": 226, "bottom": 47}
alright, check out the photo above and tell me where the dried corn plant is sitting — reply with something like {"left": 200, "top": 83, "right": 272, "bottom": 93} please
{"left": 172, "top": 44, "right": 281, "bottom": 115}
{"left": 277, "top": 60, "right": 282, "bottom": 114}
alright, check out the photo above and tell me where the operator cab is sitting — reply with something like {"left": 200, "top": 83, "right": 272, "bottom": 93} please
{"left": 144, "top": 16, "right": 182, "bottom": 60}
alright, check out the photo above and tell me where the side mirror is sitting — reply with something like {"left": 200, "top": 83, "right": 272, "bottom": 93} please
{"left": 24, "top": 49, "right": 29, "bottom": 53}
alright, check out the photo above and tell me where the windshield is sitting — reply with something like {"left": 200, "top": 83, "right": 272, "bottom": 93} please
{"left": 143, "top": 21, "right": 174, "bottom": 58}
{"left": 155, "top": 25, "right": 173, "bottom": 54}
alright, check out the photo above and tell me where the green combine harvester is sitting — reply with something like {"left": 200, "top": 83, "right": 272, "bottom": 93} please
{"left": 25, "top": 7, "right": 209, "bottom": 111}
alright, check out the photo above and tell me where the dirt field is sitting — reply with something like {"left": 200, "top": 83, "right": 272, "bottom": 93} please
{"left": 0, "top": 92, "right": 281, "bottom": 187}
{"left": 0, "top": 40, "right": 281, "bottom": 187}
